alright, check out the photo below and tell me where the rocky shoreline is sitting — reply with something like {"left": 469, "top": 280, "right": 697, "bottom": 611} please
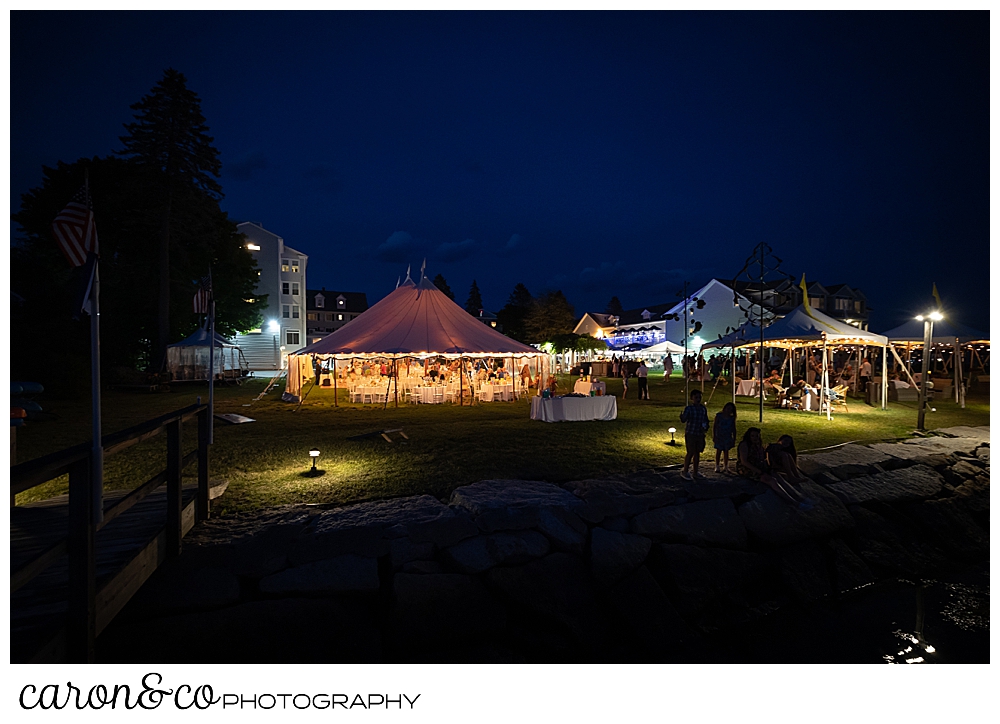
{"left": 98, "top": 426, "right": 990, "bottom": 663}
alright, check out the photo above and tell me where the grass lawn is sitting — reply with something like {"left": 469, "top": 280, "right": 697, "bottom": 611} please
{"left": 14, "top": 372, "right": 990, "bottom": 514}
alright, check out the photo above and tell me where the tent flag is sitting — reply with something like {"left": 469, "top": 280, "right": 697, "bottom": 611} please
{"left": 799, "top": 274, "right": 817, "bottom": 320}
{"left": 932, "top": 282, "right": 943, "bottom": 309}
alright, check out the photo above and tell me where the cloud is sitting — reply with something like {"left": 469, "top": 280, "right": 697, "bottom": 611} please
{"left": 435, "top": 238, "right": 480, "bottom": 263}
{"left": 501, "top": 234, "right": 523, "bottom": 255}
{"left": 226, "top": 151, "right": 269, "bottom": 181}
{"left": 301, "top": 162, "right": 342, "bottom": 192}
{"left": 377, "top": 231, "right": 424, "bottom": 263}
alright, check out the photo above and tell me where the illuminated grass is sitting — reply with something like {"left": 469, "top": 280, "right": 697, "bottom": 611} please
{"left": 14, "top": 372, "right": 989, "bottom": 513}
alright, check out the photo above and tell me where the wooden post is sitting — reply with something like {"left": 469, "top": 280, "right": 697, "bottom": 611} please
{"left": 197, "top": 407, "right": 210, "bottom": 521}
{"left": 166, "top": 418, "right": 183, "bottom": 556}
{"left": 67, "top": 455, "right": 96, "bottom": 663}
{"left": 459, "top": 356, "right": 464, "bottom": 406}
{"left": 333, "top": 357, "right": 338, "bottom": 407}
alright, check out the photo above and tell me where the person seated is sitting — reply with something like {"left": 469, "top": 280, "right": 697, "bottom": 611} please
{"left": 787, "top": 379, "right": 807, "bottom": 409}
{"left": 737, "top": 428, "right": 812, "bottom": 509}
{"left": 766, "top": 435, "right": 809, "bottom": 483}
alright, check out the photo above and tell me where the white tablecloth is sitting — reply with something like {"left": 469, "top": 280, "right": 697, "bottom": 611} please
{"left": 480, "top": 383, "right": 513, "bottom": 402}
{"left": 413, "top": 386, "right": 445, "bottom": 403}
{"left": 736, "top": 380, "right": 758, "bottom": 396}
{"left": 573, "top": 380, "right": 607, "bottom": 395}
{"left": 530, "top": 395, "right": 618, "bottom": 422}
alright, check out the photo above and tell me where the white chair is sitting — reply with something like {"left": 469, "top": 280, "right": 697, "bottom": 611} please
{"left": 432, "top": 388, "right": 445, "bottom": 404}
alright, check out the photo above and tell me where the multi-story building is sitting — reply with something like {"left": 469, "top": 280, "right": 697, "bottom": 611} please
{"left": 305, "top": 289, "right": 368, "bottom": 345}
{"left": 232, "top": 222, "right": 308, "bottom": 370}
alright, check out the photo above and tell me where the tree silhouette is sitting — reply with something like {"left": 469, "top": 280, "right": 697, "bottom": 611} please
{"left": 496, "top": 282, "right": 533, "bottom": 342}
{"left": 465, "top": 279, "right": 484, "bottom": 315}
{"left": 117, "top": 68, "right": 224, "bottom": 365}
{"left": 605, "top": 296, "right": 624, "bottom": 316}
{"left": 525, "top": 290, "right": 576, "bottom": 343}
{"left": 432, "top": 274, "right": 455, "bottom": 300}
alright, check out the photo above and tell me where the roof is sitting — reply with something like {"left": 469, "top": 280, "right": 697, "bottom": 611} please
{"left": 879, "top": 318, "right": 989, "bottom": 345}
{"left": 614, "top": 302, "right": 676, "bottom": 326}
{"left": 307, "top": 289, "right": 368, "bottom": 312}
{"left": 294, "top": 274, "right": 541, "bottom": 357}
{"left": 748, "top": 304, "right": 888, "bottom": 348}
{"left": 167, "top": 327, "right": 240, "bottom": 349}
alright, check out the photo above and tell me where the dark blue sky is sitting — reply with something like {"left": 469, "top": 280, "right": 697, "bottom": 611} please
{"left": 10, "top": 11, "right": 990, "bottom": 331}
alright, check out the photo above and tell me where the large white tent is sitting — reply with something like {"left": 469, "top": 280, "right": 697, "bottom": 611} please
{"left": 165, "top": 327, "right": 248, "bottom": 382}
{"left": 286, "top": 273, "right": 547, "bottom": 401}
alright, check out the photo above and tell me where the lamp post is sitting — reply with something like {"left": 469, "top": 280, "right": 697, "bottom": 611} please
{"left": 916, "top": 311, "right": 942, "bottom": 430}
{"left": 667, "top": 427, "right": 677, "bottom": 446}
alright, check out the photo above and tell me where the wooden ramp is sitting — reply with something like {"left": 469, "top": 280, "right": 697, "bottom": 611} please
{"left": 11, "top": 484, "right": 200, "bottom": 663}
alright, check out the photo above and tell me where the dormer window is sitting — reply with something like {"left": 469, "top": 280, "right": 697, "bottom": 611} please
{"left": 641, "top": 309, "right": 652, "bottom": 320}
{"left": 337, "top": 295, "right": 346, "bottom": 307}
{"left": 315, "top": 294, "right": 325, "bottom": 308}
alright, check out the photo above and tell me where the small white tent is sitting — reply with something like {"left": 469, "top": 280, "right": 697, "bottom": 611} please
{"left": 166, "top": 328, "right": 248, "bottom": 382}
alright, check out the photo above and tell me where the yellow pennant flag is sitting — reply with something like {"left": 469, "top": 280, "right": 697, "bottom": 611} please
{"left": 800, "top": 274, "right": 817, "bottom": 319}
{"left": 932, "top": 283, "right": 943, "bottom": 309}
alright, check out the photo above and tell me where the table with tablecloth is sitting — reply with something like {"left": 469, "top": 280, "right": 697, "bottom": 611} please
{"left": 479, "top": 383, "right": 513, "bottom": 402}
{"left": 736, "top": 380, "right": 758, "bottom": 396}
{"left": 530, "top": 395, "right": 617, "bottom": 422}
{"left": 413, "top": 385, "right": 446, "bottom": 404}
{"left": 573, "top": 380, "right": 607, "bottom": 396}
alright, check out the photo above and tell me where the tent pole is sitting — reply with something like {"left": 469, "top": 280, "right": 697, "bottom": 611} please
{"left": 459, "top": 356, "right": 464, "bottom": 406}
{"left": 393, "top": 357, "right": 399, "bottom": 408}
{"left": 881, "top": 345, "right": 887, "bottom": 410}
{"left": 953, "top": 339, "right": 959, "bottom": 404}
{"left": 731, "top": 349, "right": 736, "bottom": 407}
{"left": 820, "top": 337, "right": 827, "bottom": 417}
{"left": 333, "top": 356, "right": 338, "bottom": 407}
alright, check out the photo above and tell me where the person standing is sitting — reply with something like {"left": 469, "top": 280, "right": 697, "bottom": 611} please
{"left": 713, "top": 402, "right": 737, "bottom": 473}
{"left": 679, "top": 389, "right": 709, "bottom": 480}
{"left": 636, "top": 360, "right": 649, "bottom": 400}
{"left": 859, "top": 357, "right": 872, "bottom": 395}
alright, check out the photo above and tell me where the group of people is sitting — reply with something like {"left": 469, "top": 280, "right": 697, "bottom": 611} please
{"left": 679, "top": 389, "right": 814, "bottom": 510}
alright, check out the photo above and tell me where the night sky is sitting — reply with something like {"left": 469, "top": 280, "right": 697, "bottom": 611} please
{"left": 10, "top": 11, "right": 990, "bottom": 332}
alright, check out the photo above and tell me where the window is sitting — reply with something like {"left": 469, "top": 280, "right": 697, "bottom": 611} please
{"left": 338, "top": 297, "right": 345, "bottom": 306}
{"left": 281, "top": 259, "right": 290, "bottom": 272}
{"left": 291, "top": 259, "right": 300, "bottom": 273}
{"left": 286, "top": 329, "right": 300, "bottom": 345}
{"left": 282, "top": 305, "right": 290, "bottom": 318}
{"left": 292, "top": 282, "right": 300, "bottom": 296}
{"left": 307, "top": 312, "right": 318, "bottom": 321}
{"left": 338, "top": 313, "right": 344, "bottom": 321}
{"left": 809, "top": 296, "right": 824, "bottom": 309}
{"left": 854, "top": 300, "right": 862, "bottom": 312}
{"left": 282, "top": 282, "right": 290, "bottom": 295}
{"left": 325, "top": 313, "right": 334, "bottom": 322}
{"left": 292, "top": 305, "right": 300, "bottom": 319}
{"left": 835, "top": 298, "right": 851, "bottom": 311}
{"left": 315, "top": 295, "right": 324, "bottom": 308}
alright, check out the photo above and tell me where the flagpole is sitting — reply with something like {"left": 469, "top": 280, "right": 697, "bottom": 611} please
{"left": 87, "top": 171, "right": 104, "bottom": 524}
{"left": 208, "top": 277, "right": 215, "bottom": 445}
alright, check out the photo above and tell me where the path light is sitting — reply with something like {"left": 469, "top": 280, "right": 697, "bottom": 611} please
{"left": 303, "top": 448, "right": 325, "bottom": 477}
{"left": 668, "top": 427, "right": 677, "bottom": 445}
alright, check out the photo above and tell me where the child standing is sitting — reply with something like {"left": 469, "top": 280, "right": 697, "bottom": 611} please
{"left": 713, "top": 402, "right": 737, "bottom": 473}
{"left": 679, "top": 389, "right": 709, "bottom": 480}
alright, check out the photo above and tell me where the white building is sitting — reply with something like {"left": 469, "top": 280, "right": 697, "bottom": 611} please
{"left": 232, "top": 222, "right": 308, "bottom": 371}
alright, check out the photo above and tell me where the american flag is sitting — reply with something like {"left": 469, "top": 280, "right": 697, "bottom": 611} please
{"left": 193, "top": 274, "right": 212, "bottom": 314}
{"left": 51, "top": 187, "right": 99, "bottom": 267}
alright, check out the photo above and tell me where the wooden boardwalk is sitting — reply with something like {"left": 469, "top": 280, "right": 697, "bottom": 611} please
{"left": 11, "top": 484, "right": 200, "bottom": 663}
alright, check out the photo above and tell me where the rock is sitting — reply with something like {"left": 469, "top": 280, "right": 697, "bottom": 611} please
{"left": 390, "top": 538, "right": 435, "bottom": 568}
{"left": 568, "top": 478, "right": 675, "bottom": 522}
{"left": 389, "top": 574, "right": 506, "bottom": 650}
{"left": 827, "top": 463, "right": 878, "bottom": 481}
{"left": 449, "top": 479, "right": 583, "bottom": 532}
{"left": 231, "top": 522, "right": 304, "bottom": 578}
{"left": 402, "top": 560, "right": 445, "bottom": 574}
{"left": 875, "top": 436, "right": 982, "bottom": 459}
{"left": 289, "top": 523, "right": 386, "bottom": 564}
{"left": 441, "top": 531, "right": 550, "bottom": 574}
{"left": 407, "top": 513, "right": 479, "bottom": 548}
{"left": 952, "top": 475, "right": 990, "bottom": 516}
{"left": 738, "top": 482, "right": 853, "bottom": 545}
{"left": 632, "top": 498, "right": 747, "bottom": 549}
{"left": 683, "top": 479, "right": 766, "bottom": 500}
{"left": 486, "top": 553, "right": 606, "bottom": 652}
{"left": 101, "top": 597, "right": 382, "bottom": 663}
{"left": 797, "top": 445, "right": 896, "bottom": 477}
{"left": 898, "top": 498, "right": 989, "bottom": 560}
{"left": 535, "top": 508, "right": 586, "bottom": 554}
{"left": 933, "top": 426, "right": 991, "bottom": 444}
{"left": 778, "top": 543, "right": 832, "bottom": 603}
{"left": 131, "top": 564, "right": 241, "bottom": 614}
{"left": 824, "top": 538, "right": 877, "bottom": 593}
{"left": 259, "top": 554, "right": 380, "bottom": 594}
{"left": 589, "top": 528, "right": 651, "bottom": 585}
{"left": 650, "top": 544, "right": 772, "bottom": 618}
{"left": 846, "top": 506, "right": 948, "bottom": 577}
{"left": 824, "top": 465, "right": 943, "bottom": 505}
{"left": 604, "top": 565, "right": 695, "bottom": 652}
{"left": 942, "top": 460, "right": 983, "bottom": 486}
{"left": 975, "top": 446, "right": 990, "bottom": 463}
{"left": 599, "top": 516, "right": 631, "bottom": 532}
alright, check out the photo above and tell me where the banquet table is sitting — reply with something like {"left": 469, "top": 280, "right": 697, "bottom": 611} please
{"left": 480, "top": 383, "right": 513, "bottom": 402}
{"left": 356, "top": 385, "right": 389, "bottom": 403}
{"left": 573, "top": 380, "right": 607, "bottom": 396}
{"left": 530, "top": 395, "right": 617, "bottom": 422}
{"left": 413, "top": 385, "right": 446, "bottom": 404}
{"left": 736, "top": 380, "right": 758, "bottom": 396}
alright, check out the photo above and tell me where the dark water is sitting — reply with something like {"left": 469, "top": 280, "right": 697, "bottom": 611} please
{"left": 702, "top": 564, "right": 989, "bottom": 664}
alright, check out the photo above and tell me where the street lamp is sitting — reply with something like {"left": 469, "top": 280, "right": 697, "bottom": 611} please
{"left": 667, "top": 427, "right": 677, "bottom": 445}
{"left": 915, "top": 311, "right": 943, "bottom": 430}
{"left": 303, "top": 448, "right": 325, "bottom": 477}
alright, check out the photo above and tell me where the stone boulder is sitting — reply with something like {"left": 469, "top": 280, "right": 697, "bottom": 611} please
{"left": 535, "top": 508, "right": 587, "bottom": 554}
{"left": 604, "top": 565, "right": 696, "bottom": 652}
{"left": 389, "top": 573, "right": 506, "bottom": 650}
{"left": 487, "top": 553, "right": 606, "bottom": 652}
{"left": 389, "top": 538, "right": 435, "bottom": 569}
{"left": 777, "top": 543, "right": 832, "bottom": 603}
{"left": 441, "top": 531, "right": 550, "bottom": 574}
{"left": 130, "top": 564, "right": 241, "bottom": 614}
{"left": 650, "top": 543, "right": 772, "bottom": 618}
{"left": 934, "top": 426, "right": 991, "bottom": 444}
{"left": 796, "top": 445, "right": 897, "bottom": 478}
{"left": 450, "top": 479, "right": 583, "bottom": 532}
{"left": 942, "top": 460, "right": 983, "bottom": 487}
{"left": 737, "top": 482, "right": 853, "bottom": 545}
{"left": 824, "top": 464, "right": 943, "bottom": 505}
{"left": 589, "top": 528, "right": 651, "bottom": 586}
{"left": 952, "top": 475, "right": 990, "bottom": 516}
{"left": 845, "top": 506, "right": 948, "bottom": 577}
{"left": 631, "top": 498, "right": 748, "bottom": 549}
{"left": 683, "top": 479, "right": 767, "bottom": 500}
{"left": 567, "top": 478, "right": 676, "bottom": 522}
{"left": 259, "top": 554, "right": 380, "bottom": 594}
{"left": 823, "top": 538, "right": 877, "bottom": 593}
{"left": 898, "top": 498, "right": 989, "bottom": 560}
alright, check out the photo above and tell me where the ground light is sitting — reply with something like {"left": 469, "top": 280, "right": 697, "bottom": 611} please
{"left": 302, "top": 448, "right": 325, "bottom": 477}
{"left": 667, "top": 427, "right": 677, "bottom": 445}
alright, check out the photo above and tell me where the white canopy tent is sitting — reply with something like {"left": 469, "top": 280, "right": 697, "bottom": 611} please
{"left": 165, "top": 327, "right": 248, "bottom": 382}
{"left": 286, "top": 271, "right": 548, "bottom": 405}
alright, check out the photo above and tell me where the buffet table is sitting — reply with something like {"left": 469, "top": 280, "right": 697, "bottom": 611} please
{"left": 573, "top": 380, "right": 607, "bottom": 396}
{"left": 530, "top": 395, "right": 618, "bottom": 422}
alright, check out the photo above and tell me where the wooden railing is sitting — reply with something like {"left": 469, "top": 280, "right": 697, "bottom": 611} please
{"left": 10, "top": 403, "right": 211, "bottom": 663}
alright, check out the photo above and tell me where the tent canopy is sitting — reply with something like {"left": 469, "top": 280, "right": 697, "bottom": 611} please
{"left": 642, "top": 339, "right": 686, "bottom": 355}
{"left": 701, "top": 321, "right": 764, "bottom": 351}
{"left": 734, "top": 305, "right": 888, "bottom": 349}
{"left": 879, "top": 318, "right": 989, "bottom": 345}
{"left": 296, "top": 274, "right": 541, "bottom": 357}
{"left": 167, "top": 327, "right": 239, "bottom": 349}
{"left": 165, "top": 327, "right": 246, "bottom": 380}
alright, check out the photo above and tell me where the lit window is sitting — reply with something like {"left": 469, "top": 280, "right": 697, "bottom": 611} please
{"left": 286, "top": 329, "right": 300, "bottom": 345}
{"left": 325, "top": 313, "right": 334, "bottom": 322}
{"left": 282, "top": 305, "right": 290, "bottom": 318}
{"left": 307, "top": 312, "right": 318, "bottom": 321}
{"left": 338, "top": 298, "right": 345, "bottom": 306}
{"left": 281, "top": 259, "right": 290, "bottom": 272}
{"left": 282, "top": 282, "right": 290, "bottom": 295}
{"left": 809, "top": 296, "right": 823, "bottom": 308}
{"left": 291, "top": 260, "right": 300, "bottom": 274}
{"left": 247, "top": 243, "right": 261, "bottom": 251}
{"left": 292, "top": 282, "right": 299, "bottom": 296}
{"left": 316, "top": 296, "right": 324, "bottom": 308}
{"left": 835, "top": 298, "right": 850, "bottom": 311}
{"left": 292, "top": 305, "right": 300, "bottom": 319}
{"left": 338, "top": 314, "right": 344, "bottom": 321}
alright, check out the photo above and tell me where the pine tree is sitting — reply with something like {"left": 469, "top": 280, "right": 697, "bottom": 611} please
{"left": 433, "top": 274, "right": 455, "bottom": 300}
{"left": 496, "top": 282, "right": 533, "bottom": 342}
{"left": 525, "top": 290, "right": 576, "bottom": 343}
{"left": 605, "top": 296, "right": 624, "bottom": 316}
{"left": 465, "top": 280, "right": 484, "bottom": 315}
{"left": 117, "top": 68, "right": 224, "bottom": 366}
